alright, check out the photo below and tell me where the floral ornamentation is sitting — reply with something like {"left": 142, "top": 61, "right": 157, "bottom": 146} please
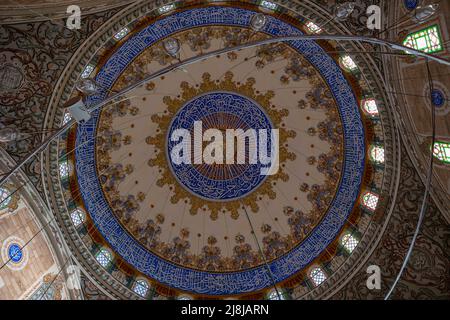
{"left": 231, "top": 234, "right": 260, "bottom": 269}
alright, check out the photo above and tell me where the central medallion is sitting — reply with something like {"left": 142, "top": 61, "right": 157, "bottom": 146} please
{"left": 167, "top": 91, "right": 273, "bottom": 201}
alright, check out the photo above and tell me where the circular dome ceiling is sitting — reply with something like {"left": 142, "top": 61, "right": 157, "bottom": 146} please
{"left": 46, "top": 1, "right": 397, "bottom": 300}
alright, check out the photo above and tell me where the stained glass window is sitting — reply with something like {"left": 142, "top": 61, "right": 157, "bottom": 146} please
{"left": 361, "top": 98, "right": 379, "bottom": 115}
{"left": 305, "top": 21, "right": 322, "bottom": 34}
{"left": 340, "top": 55, "right": 358, "bottom": 72}
{"left": 0, "top": 187, "right": 11, "bottom": 210}
{"left": 361, "top": 191, "right": 379, "bottom": 211}
{"left": 268, "top": 289, "right": 285, "bottom": 300}
{"left": 432, "top": 141, "right": 450, "bottom": 163}
{"left": 81, "top": 65, "right": 94, "bottom": 79}
{"left": 114, "top": 27, "right": 130, "bottom": 41}
{"left": 403, "top": 25, "right": 443, "bottom": 54}
{"left": 70, "top": 209, "right": 85, "bottom": 227}
{"left": 95, "top": 248, "right": 112, "bottom": 268}
{"left": 260, "top": 0, "right": 278, "bottom": 10}
{"left": 8, "top": 243, "right": 23, "bottom": 263}
{"left": 310, "top": 267, "right": 326, "bottom": 286}
{"left": 369, "top": 145, "right": 385, "bottom": 163}
{"left": 158, "top": 4, "right": 175, "bottom": 14}
{"left": 341, "top": 234, "right": 359, "bottom": 253}
{"left": 133, "top": 279, "right": 149, "bottom": 297}
{"left": 59, "top": 162, "right": 69, "bottom": 179}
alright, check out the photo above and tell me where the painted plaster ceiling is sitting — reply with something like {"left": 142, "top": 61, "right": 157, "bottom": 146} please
{"left": 43, "top": 1, "right": 396, "bottom": 299}
{"left": 0, "top": 0, "right": 448, "bottom": 302}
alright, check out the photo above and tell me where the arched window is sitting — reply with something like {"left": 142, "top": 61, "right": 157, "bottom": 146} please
{"left": 361, "top": 98, "right": 379, "bottom": 116}
{"left": 432, "top": 141, "right": 450, "bottom": 163}
{"left": 403, "top": 25, "right": 443, "bottom": 54}
{"left": 59, "top": 162, "right": 69, "bottom": 179}
{"left": 70, "top": 209, "right": 86, "bottom": 227}
{"left": 268, "top": 289, "right": 285, "bottom": 300}
{"left": 305, "top": 21, "right": 322, "bottom": 34}
{"left": 339, "top": 55, "right": 358, "bottom": 72}
{"left": 0, "top": 187, "right": 11, "bottom": 210}
{"left": 361, "top": 191, "right": 379, "bottom": 211}
{"left": 95, "top": 248, "right": 112, "bottom": 268}
{"left": 369, "top": 145, "right": 385, "bottom": 163}
{"left": 341, "top": 233, "right": 359, "bottom": 253}
{"left": 133, "top": 279, "right": 149, "bottom": 297}
{"left": 310, "top": 267, "right": 326, "bottom": 286}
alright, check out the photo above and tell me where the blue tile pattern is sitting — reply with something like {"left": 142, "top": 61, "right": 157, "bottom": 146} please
{"left": 8, "top": 243, "right": 23, "bottom": 263}
{"left": 75, "top": 6, "right": 365, "bottom": 295}
{"left": 167, "top": 92, "right": 273, "bottom": 201}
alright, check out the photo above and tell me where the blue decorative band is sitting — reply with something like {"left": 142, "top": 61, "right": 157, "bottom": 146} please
{"left": 76, "top": 6, "right": 365, "bottom": 295}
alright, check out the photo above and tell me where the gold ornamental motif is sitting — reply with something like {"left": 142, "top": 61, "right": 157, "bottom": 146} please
{"left": 146, "top": 71, "right": 296, "bottom": 220}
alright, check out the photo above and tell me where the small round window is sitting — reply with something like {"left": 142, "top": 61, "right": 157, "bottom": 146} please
{"left": 8, "top": 243, "right": 23, "bottom": 263}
